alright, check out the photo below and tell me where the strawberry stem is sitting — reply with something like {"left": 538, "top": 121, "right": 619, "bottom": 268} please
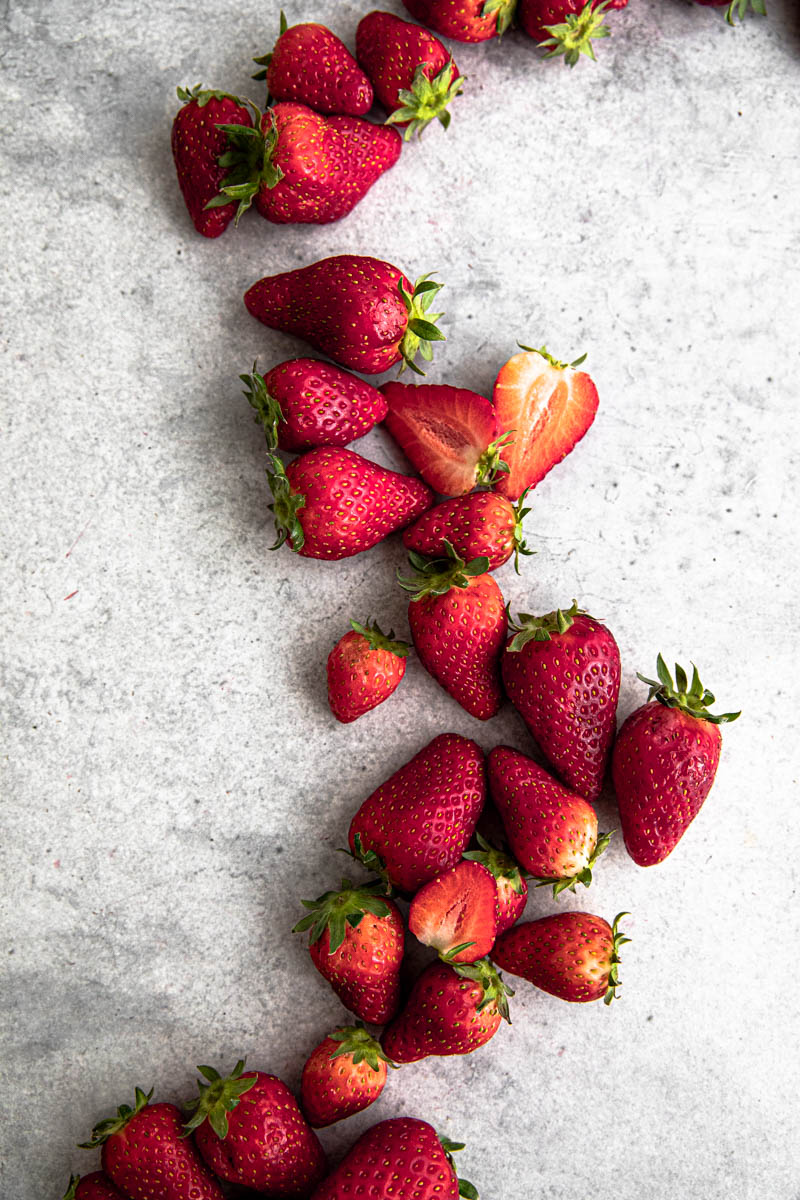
{"left": 240, "top": 364, "right": 283, "bottom": 449}
{"left": 725, "top": 0, "right": 766, "bottom": 23}
{"left": 78, "top": 1087, "right": 153, "bottom": 1148}
{"left": 350, "top": 619, "right": 410, "bottom": 658}
{"left": 482, "top": 0, "right": 518, "bottom": 36}
{"left": 604, "top": 912, "right": 631, "bottom": 1005}
{"left": 538, "top": 0, "right": 612, "bottom": 67}
{"left": 327, "top": 1023, "right": 398, "bottom": 1070}
{"left": 265, "top": 454, "right": 305, "bottom": 553}
{"left": 506, "top": 599, "right": 584, "bottom": 650}
{"left": 293, "top": 879, "right": 392, "bottom": 953}
{"left": 183, "top": 1060, "right": 257, "bottom": 1140}
{"left": 398, "top": 540, "right": 489, "bottom": 602}
{"left": 386, "top": 60, "right": 466, "bottom": 141}
{"left": 637, "top": 655, "right": 740, "bottom": 724}
{"left": 398, "top": 275, "right": 446, "bottom": 375}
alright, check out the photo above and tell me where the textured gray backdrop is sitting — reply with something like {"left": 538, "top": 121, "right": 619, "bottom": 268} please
{"left": 2, "top": 0, "right": 798, "bottom": 1196}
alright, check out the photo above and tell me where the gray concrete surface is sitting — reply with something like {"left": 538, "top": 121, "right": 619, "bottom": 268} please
{"left": 1, "top": 0, "right": 799, "bottom": 1196}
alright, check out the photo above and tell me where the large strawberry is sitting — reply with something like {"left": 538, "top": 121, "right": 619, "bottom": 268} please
{"left": 519, "top": 0, "right": 629, "bottom": 66}
{"left": 612, "top": 656, "right": 740, "bottom": 866}
{"left": 402, "top": 0, "right": 518, "bottom": 42}
{"left": 408, "top": 859, "right": 498, "bottom": 963}
{"left": 348, "top": 732, "right": 486, "bottom": 894}
{"left": 301, "top": 1024, "right": 395, "bottom": 1128}
{"left": 171, "top": 86, "right": 254, "bottom": 237}
{"left": 79, "top": 1089, "right": 223, "bottom": 1200}
{"left": 327, "top": 620, "right": 409, "bottom": 723}
{"left": 502, "top": 601, "right": 620, "bottom": 801}
{"left": 492, "top": 911, "right": 630, "bottom": 1003}
{"left": 184, "top": 1061, "right": 327, "bottom": 1195}
{"left": 244, "top": 255, "right": 446, "bottom": 375}
{"left": 693, "top": 0, "right": 765, "bottom": 23}
{"left": 63, "top": 1175, "right": 125, "bottom": 1200}
{"left": 463, "top": 834, "right": 528, "bottom": 934}
{"left": 403, "top": 490, "right": 533, "bottom": 573}
{"left": 310, "top": 1118, "right": 478, "bottom": 1200}
{"left": 253, "top": 14, "right": 373, "bottom": 114}
{"left": 492, "top": 346, "right": 599, "bottom": 498}
{"left": 382, "top": 382, "right": 511, "bottom": 495}
{"left": 356, "top": 12, "right": 464, "bottom": 140}
{"left": 266, "top": 449, "right": 432, "bottom": 561}
{"left": 399, "top": 542, "right": 507, "bottom": 720}
{"left": 293, "top": 879, "right": 405, "bottom": 1023}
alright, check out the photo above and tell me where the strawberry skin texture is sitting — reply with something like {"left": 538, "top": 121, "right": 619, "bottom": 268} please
{"left": 301, "top": 1036, "right": 388, "bottom": 1128}
{"left": 327, "top": 630, "right": 406, "bottom": 723}
{"left": 519, "top": 0, "right": 628, "bottom": 39}
{"left": 349, "top": 733, "right": 486, "bottom": 893}
{"left": 382, "top": 382, "right": 498, "bottom": 496}
{"left": 310, "top": 1118, "right": 461, "bottom": 1200}
{"left": 356, "top": 11, "right": 456, "bottom": 114}
{"left": 612, "top": 701, "right": 722, "bottom": 866}
{"left": 194, "top": 1071, "right": 326, "bottom": 1195}
{"left": 402, "top": 0, "right": 515, "bottom": 42}
{"left": 171, "top": 94, "right": 252, "bottom": 237}
{"left": 310, "top": 903, "right": 405, "bottom": 1023}
{"left": 404, "top": 492, "right": 520, "bottom": 570}
{"left": 492, "top": 349, "right": 599, "bottom": 499}
{"left": 495, "top": 872, "right": 528, "bottom": 933}
{"left": 101, "top": 1103, "right": 223, "bottom": 1200}
{"left": 408, "top": 860, "right": 498, "bottom": 962}
{"left": 73, "top": 1176, "right": 125, "bottom": 1199}
{"left": 492, "top": 912, "right": 616, "bottom": 1002}
{"left": 382, "top": 961, "right": 502, "bottom": 1062}
{"left": 267, "top": 23, "right": 373, "bottom": 115}
{"left": 501, "top": 613, "right": 620, "bottom": 801}
{"left": 265, "top": 359, "right": 388, "bottom": 453}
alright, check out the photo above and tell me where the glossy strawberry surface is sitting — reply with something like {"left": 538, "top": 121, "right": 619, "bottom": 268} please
{"left": 265, "top": 21, "right": 373, "bottom": 115}
{"left": 402, "top": 0, "right": 517, "bottom": 41}
{"left": 403, "top": 491, "right": 528, "bottom": 571}
{"left": 171, "top": 89, "right": 252, "bottom": 237}
{"left": 301, "top": 1028, "right": 390, "bottom": 1128}
{"left": 261, "top": 359, "right": 387, "bottom": 452}
{"left": 310, "top": 1118, "right": 461, "bottom": 1200}
{"left": 492, "top": 911, "right": 624, "bottom": 1003}
{"left": 68, "top": 1175, "right": 125, "bottom": 1200}
{"left": 100, "top": 1102, "right": 223, "bottom": 1200}
{"left": 327, "top": 622, "right": 408, "bottom": 723}
{"left": 309, "top": 903, "right": 405, "bottom": 1024}
{"left": 382, "top": 960, "right": 505, "bottom": 1061}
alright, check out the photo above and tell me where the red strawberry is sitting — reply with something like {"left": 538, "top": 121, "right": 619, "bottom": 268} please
{"left": 409, "top": 859, "right": 498, "bottom": 962}
{"left": 402, "top": 0, "right": 518, "bottom": 42}
{"left": 382, "top": 382, "right": 511, "bottom": 496}
{"left": 266, "top": 449, "right": 433, "bottom": 561}
{"left": 492, "top": 911, "right": 630, "bottom": 1003}
{"left": 293, "top": 879, "right": 405, "bottom": 1023}
{"left": 171, "top": 85, "right": 253, "bottom": 237}
{"left": 63, "top": 1175, "right": 125, "bottom": 1200}
{"left": 519, "top": 0, "right": 629, "bottom": 65}
{"left": 462, "top": 833, "right": 528, "bottom": 934}
{"left": 328, "top": 620, "right": 410, "bottom": 723}
{"left": 253, "top": 14, "right": 373, "bottom": 115}
{"left": 301, "top": 1024, "right": 395, "bottom": 1128}
{"left": 244, "top": 255, "right": 446, "bottom": 375}
{"left": 487, "top": 745, "right": 611, "bottom": 894}
{"left": 612, "top": 656, "right": 740, "bottom": 866}
{"left": 310, "top": 1118, "right": 478, "bottom": 1200}
{"left": 399, "top": 542, "right": 507, "bottom": 720}
{"left": 184, "top": 1061, "right": 327, "bottom": 1195}
{"left": 502, "top": 601, "right": 621, "bottom": 801}
{"left": 403, "top": 490, "right": 533, "bottom": 572}
{"left": 348, "top": 732, "right": 486, "bottom": 894}
{"left": 356, "top": 12, "right": 464, "bottom": 139}
{"left": 79, "top": 1089, "right": 223, "bottom": 1200}
{"left": 693, "top": 0, "right": 765, "bottom": 20}
{"left": 492, "top": 346, "right": 599, "bottom": 498}
{"left": 382, "top": 958, "right": 511, "bottom": 1062}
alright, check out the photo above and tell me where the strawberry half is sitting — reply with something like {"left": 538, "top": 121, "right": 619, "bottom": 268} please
{"left": 408, "top": 859, "right": 498, "bottom": 963}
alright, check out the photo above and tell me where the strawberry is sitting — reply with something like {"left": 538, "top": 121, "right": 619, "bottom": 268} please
{"left": 693, "top": 0, "right": 766, "bottom": 22}
{"left": 310, "top": 1118, "right": 478, "bottom": 1200}
{"left": 241, "top": 360, "right": 388, "bottom": 453}
{"left": 301, "top": 1024, "right": 395, "bottom": 1128}
{"left": 266, "top": 449, "right": 433, "bottom": 561}
{"left": 79, "top": 1089, "right": 223, "bottom": 1200}
{"left": 487, "top": 745, "right": 611, "bottom": 895}
{"left": 519, "top": 0, "right": 628, "bottom": 66}
{"left": 63, "top": 1175, "right": 124, "bottom": 1200}
{"left": 408, "top": 859, "right": 498, "bottom": 963}
{"left": 492, "top": 911, "right": 630, "bottom": 1003}
{"left": 171, "top": 85, "right": 253, "bottom": 237}
{"left": 327, "top": 620, "right": 410, "bottom": 723}
{"left": 399, "top": 541, "right": 507, "bottom": 720}
{"left": 184, "top": 1061, "right": 327, "bottom": 1195}
{"left": 492, "top": 346, "right": 599, "bottom": 498}
{"left": 293, "top": 879, "right": 405, "bottom": 1023}
{"left": 403, "top": 491, "right": 533, "bottom": 572}
{"left": 402, "top": 0, "right": 518, "bottom": 42}
{"left": 612, "top": 656, "right": 740, "bottom": 867}
{"left": 348, "top": 732, "right": 486, "bottom": 894}
{"left": 244, "top": 255, "right": 446, "bottom": 375}
{"left": 253, "top": 13, "right": 373, "bottom": 115}
{"left": 502, "top": 601, "right": 620, "bottom": 801}
{"left": 382, "top": 382, "right": 511, "bottom": 496}
{"left": 463, "top": 833, "right": 528, "bottom": 934}
{"left": 356, "top": 12, "right": 464, "bottom": 140}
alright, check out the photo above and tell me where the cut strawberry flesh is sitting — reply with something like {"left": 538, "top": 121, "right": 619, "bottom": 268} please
{"left": 408, "top": 860, "right": 498, "bottom": 962}
{"left": 382, "top": 382, "right": 498, "bottom": 496}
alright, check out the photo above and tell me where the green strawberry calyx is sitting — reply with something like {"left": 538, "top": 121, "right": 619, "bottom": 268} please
{"left": 397, "top": 275, "right": 446, "bottom": 376}
{"left": 344, "top": 833, "right": 395, "bottom": 894}
{"left": 327, "top": 1022, "right": 398, "bottom": 1070}
{"left": 638, "top": 654, "right": 741, "bottom": 725}
{"left": 517, "top": 343, "right": 587, "bottom": 371}
{"left": 398, "top": 540, "right": 489, "bottom": 603}
{"left": 452, "top": 956, "right": 514, "bottom": 1022}
{"left": 604, "top": 911, "right": 631, "bottom": 1006}
{"left": 293, "top": 878, "right": 392, "bottom": 953}
{"left": 78, "top": 1086, "right": 153, "bottom": 1148}
{"left": 241, "top": 364, "right": 284, "bottom": 450}
{"left": 438, "top": 1135, "right": 480, "bottom": 1200}
{"left": 251, "top": 10, "right": 290, "bottom": 82}
{"left": 204, "top": 103, "right": 285, "bottom": 225}
{"left": 725, "top": 0, "right": 766, "bottom": 24}
{"left": 183, "top": 1060, "right": 257, "bottom": 1140}
{"left": 463, "top": 834, "right": 526, "bottom": 895}
{"left": 176, "top": 83, "right": 244, "bottom": 108}
{"left": 386, "top": 60, "right": 466, "bottom": 142}
{"left": 538, "top": 0, "right": 612, "bottom": 67}
{"left": 350, "top": 619, "right": 410, "bottom": 658}
{"left": 483, "top": 0, "right": 518, "bottom": 37}
{"left": 506, "top": 599, "right": 584, "bottom": 651}
{"left": 533, "top": 829, "right": 613, "bottom": 897}
{"left": 474, "top": 432, "right": 514, "bottom": 487}
{"left": 510, "top": 487, "right": 535, "bottom": 574}
{"left": 63, "top": 1177, "right": 80, "bottom": 1200}
{"left": 265, "top": 454, "right": 305, "bottom": 553}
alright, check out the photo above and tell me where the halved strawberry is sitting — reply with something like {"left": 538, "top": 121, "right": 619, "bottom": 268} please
{"left": 382, "top": 382, "right": 511, "bottom": 496}
{"left": 492, "top": 346, "right": 599, "bottom": 499}
{"left": 408, "top": 859, "right": 498, "bottom": 963}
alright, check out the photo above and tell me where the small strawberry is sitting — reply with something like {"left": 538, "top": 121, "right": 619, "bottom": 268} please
{"left": 408, "top": 859, "right": 498, "bottom": 963}
{"left": 348, "top": 732, "right": 486, "bottom": 894}
{"left": 382, "top": 958, "right": 512, "bottom": 1062}
{"left": 266, "top": 449, "right": 433, "bottom": 561}
{"left": 310, "top": 1118, "right": 478, "bottom": 1200}
{"left": 519, "top": 0, "right": 629, "bottom": 65}
{"left": 356, "top": 12, "right": 464, "bottom": 140}
{"left": 693, "top": 0, "right": 766, "bottom": 23}
{"left": 171, "top": 85, "right": 253, "bottom": 237}
{"left": 328, "top": 620, "right": 410, "bottom": 724}
{"left": 462, "top": 833, "right": 528, "bottom": 934}
{"left": 244, "top": 255, "right": 446, "bottom": 375}
{"left": 399, "top": 541, "right": 507, "bottom": 720}
{"left": 293, "top": 879, "right": 405, "bottom": 1023}
{"left": 79, "top": 1089, "right": 223, "bottom": 1200}
{"left": 253, "top": 13, "right": 373, "bottom": 115}
{"left": 63, "top": 1175, "right": 125, "bottom": 1200}
{"left": 492, "top": 911, "right": 630, "bottom": 1003}
{"left": 184, "top": 1061, "right": 327, "bottom": 1195}
{"left": 612, "top": 656, "right": 740, "bottom": 867}
{"left": 301, "top": 1024, "right": 396, "bottom": 1128}
{"left": 382, "top": 382, "right": 511, "bottom": 496}
{"left": 402, "top": 0, "right": 518, "bottom": 42}
{"left": 488, "top": 745, "right": 611, "bottom": 895}
{"left": 502, "top": 601, "right": 621, "bottom": 801}
{"left": 403, "top": 490, "right": 533, "bottom": 573}
{"left": 492, "top": 345, "right": 599, "bottom": 498}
